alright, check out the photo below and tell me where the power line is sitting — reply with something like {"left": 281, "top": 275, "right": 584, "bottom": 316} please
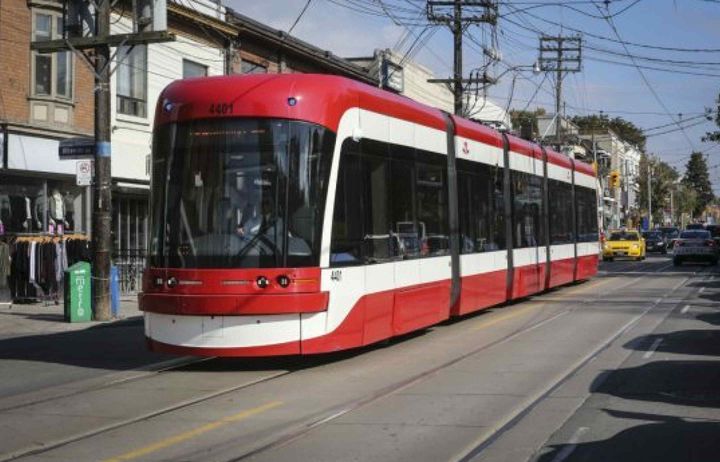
{"left": 594, "top": 3, "right": 696, "bottom": 151}
{"left": 288, "top": 0, "right": 313, "bottom": 34}
{"left": 504, "top": 4, "right": 720, "bottom": 53}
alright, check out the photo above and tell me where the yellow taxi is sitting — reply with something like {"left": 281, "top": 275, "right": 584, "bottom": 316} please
{"left": 602, "top": 229, "right": 646, "bottom": 261}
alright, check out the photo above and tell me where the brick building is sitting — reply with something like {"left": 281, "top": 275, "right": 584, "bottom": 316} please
{"left": 0, "top": 0, "right": 95, "bottom": 235}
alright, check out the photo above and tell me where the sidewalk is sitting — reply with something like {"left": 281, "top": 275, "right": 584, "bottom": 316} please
{"left": 0, "top": 295, "right": 143, "bottom": 339}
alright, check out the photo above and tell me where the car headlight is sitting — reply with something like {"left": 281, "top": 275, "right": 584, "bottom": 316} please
{"left": 631, "top": 244, "right": 639, "bottom": 249}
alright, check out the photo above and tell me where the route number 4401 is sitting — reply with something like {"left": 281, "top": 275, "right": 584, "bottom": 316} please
{"left": 209, "top": 103, "right": 233, "bottom": 115}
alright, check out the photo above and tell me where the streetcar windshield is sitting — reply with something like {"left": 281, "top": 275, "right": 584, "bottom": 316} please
{"left": 150, "top": 118, "right": 335, "bottom": 268}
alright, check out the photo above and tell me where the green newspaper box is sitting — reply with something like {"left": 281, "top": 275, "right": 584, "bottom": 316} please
{"left": 64, "top": 262, "right": 92, "bottom": 322}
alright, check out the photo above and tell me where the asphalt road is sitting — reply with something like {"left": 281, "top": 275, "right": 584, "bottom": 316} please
{"left": 1, "top": 254, "right": 717, "bottom": 462}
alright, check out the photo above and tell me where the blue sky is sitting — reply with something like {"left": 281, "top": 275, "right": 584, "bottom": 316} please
{"left": 230, "top": 0, "right": 720, "bottom": 191}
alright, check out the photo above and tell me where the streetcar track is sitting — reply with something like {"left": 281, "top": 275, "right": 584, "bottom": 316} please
{"left": 0, "top": 356, "right": 212, "bottom": 413}
{"left": 456, "top": 267, "right": 706, "bottom": 462}
{"left": 0, "top": 370, "right": 291, "bottom": 462}
{"left": 3, "top": 260, "right": 684, "bottom": 461}
{"left": 221, "top": 261, "right": 681, "bottom": 462}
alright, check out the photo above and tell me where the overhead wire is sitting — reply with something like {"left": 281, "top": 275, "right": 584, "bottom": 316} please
{"left": 592, "top": 1, "right": 696, "bottom": 151}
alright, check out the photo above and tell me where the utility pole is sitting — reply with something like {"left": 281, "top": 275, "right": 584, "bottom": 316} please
{"left": 538, "top": 35, "right": 582, "bottom": 147}
{"left": 32, "top": 0, "right": 174, "bottom": 320}
{"left": 648, "top": 162, "right": 653, "bottom": 230}
{"left": 426, "top": 1, "right": 498, "bottom": 116}
{"left": 93, "top": 0, "right": 112, "bottom": 321}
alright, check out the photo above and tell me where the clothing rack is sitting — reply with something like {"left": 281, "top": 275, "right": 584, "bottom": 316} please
{"left": 3, "top": 233, "right": 90, "bottom": 305}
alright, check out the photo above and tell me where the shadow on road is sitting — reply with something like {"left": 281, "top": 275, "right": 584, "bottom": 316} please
{"left": 624, "top": 330, "right": 720, "bottom": 356}
{"left": 0, "top": 319, "right": 173, "bottom": 371}
{"left": 0, "top": 316, "right": 432, "bottom": 372}
{"left": 696, "top": 312, "right": 720, "bottom": 326}
{"left": 590, "top": 360, "right": 720, "bottom": 408}
{"left": 536, "top": 409, "right": 720, "bottom": 462}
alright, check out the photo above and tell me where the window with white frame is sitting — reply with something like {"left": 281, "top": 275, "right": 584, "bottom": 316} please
{"left": 182, "top": 59, "right": 207, "bottom": 78}
{"left": 117, "top": 45, "right": 147, "bottom": 118}
{"left": 32, "top": 11, "right": 73, "bottom": 99}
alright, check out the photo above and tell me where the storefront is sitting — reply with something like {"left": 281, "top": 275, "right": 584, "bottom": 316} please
{"left": 0, "top": 129, "right": 92, "bottom": 303}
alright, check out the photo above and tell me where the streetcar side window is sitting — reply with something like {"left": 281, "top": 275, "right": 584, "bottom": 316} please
{"left": 457, "top": 159, "right": 505, "bottom": 253}
{"left": 390, "top": 146, "right": 420, "bottom": 260}
{"left": 548, "top": 179, "right": 574, "bottom": 245}
{"left": 511, "top": 171, "right": 545, "bottom": 248}
{"left": 416, "top": 157, "right": 449, "bottom": 257}
{"left": 361, "top": 142, "right": 396, "bottom": 263}
{"left": 576, "top": 186, "right": 598, "bottom": 242}
{"left": 330, "top": 139, "right": 452, "bottom": 266}
{"left": 330, "top": 141, "right": 365, "bottom": 266}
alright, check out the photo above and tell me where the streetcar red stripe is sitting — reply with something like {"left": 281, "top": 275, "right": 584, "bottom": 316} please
{"left": 140, "top": 292, "right": 329, "bottom": 315}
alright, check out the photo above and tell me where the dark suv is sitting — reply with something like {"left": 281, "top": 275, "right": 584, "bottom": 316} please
{"left": 642, "top": 231, "right": 667, "bottom": 254}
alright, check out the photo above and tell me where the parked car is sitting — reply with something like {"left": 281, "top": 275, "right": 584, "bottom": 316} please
{"left": 642, "top": 231, "right": 667, "bottom": 254}
{"left": 602, "top": 229, "right": 646, "bottom": 261}
{"left": 673, "top": 229, "right": 718, "bottom": 266}
{"left": 686, "top": 223, "right": 705, "bottom": 230}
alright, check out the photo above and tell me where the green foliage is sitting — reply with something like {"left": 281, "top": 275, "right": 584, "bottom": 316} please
{"left": 674, "top": 184, "right": 698, "bottom": 225}
{"left": 682, "top": 152, "right": 714, "bottom": 217}
{"left": 572, "top": 114, "right": 647, "bottom": 151}
{"left": 509, "top": 108, "right": 546, "bottom": 139}
{"left": 637, "top": 155, "right": 679, "bottom": 224}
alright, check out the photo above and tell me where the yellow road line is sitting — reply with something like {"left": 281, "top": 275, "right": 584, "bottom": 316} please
{"left": 103, "top": 401, "right": 282, "bottom": 462}
{"left": 471, "top": 304, "right": 540, "bottom": 331}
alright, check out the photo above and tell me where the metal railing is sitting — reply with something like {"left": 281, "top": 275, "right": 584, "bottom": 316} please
{"left": 113, "top": 249, "right": 146, "bottom": 294}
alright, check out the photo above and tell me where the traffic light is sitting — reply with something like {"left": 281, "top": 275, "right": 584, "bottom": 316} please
{"left": 609, "top": 170, "right": 621, "bottom": 188}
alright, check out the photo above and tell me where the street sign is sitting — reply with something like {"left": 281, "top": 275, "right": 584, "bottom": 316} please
{"left": 60, "top": 137, "right": 95, "bottom": 159}
{"left": 76, "top": 160, "right": 94, "bottom": 186}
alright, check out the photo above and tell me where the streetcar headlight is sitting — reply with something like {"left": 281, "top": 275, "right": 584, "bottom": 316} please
{"left": 276, "top": 275, "right": 291, "bottom": 288}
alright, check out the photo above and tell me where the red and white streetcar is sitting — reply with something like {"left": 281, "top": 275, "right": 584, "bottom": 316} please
{"left": 140, "top": 74, "right": 599, "bottom": 357}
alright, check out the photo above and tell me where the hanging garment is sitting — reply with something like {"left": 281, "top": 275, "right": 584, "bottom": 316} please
{"left": 29, "top": 241, "right": 37, "bottom": 284}
{"left": 0, "top": 242, "right": 10, "bottom": 289}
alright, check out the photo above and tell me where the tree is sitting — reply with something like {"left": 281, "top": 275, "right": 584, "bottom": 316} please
{"left": 674, "top": 184, "right": 698, "bottom": 227}
{"left": 509, "top": 108, "right": 546, "bottom": 140}
{"left": 572, "top": 115, "right": 647, "bottom": 151}
{"left": 682, "top": 152, "right": 714, "bottom": 218}
{"left": 637, "top": 155, "right": 679, "bottom": 224}
{"left": 703, "top": 93, "right": 720, "bottom": 142}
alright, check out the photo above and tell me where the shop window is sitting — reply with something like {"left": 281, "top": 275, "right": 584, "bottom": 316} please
{"left": 182, "top": 59, "right": 207, "bottom": 78}
{"left": 31, "top": 12, "right": 73, "bottom": 100}
{"left": 0, "top": 178, "right": 85, "bottom": 234}
{"left": 117, "top": 45, "right": 147, "bottom": 117}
